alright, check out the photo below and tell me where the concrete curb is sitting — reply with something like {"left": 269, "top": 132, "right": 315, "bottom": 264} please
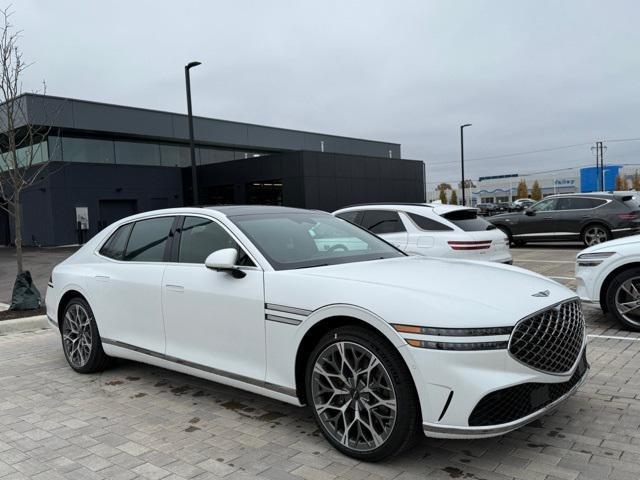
{"left": 0, "top": 315, "right": 51, "bottom": 335}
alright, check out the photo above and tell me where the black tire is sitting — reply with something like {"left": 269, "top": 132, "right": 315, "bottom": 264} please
{"left": 604, "top": 267, "right": 640, "bottom": 332}
{"left": 60, "top": 297, "right": 111, "bottom": 373}
{"left": 581, "top": 223, "right": 611, "bottom": 247}
{"left": 305, "top": 326, "right": 421, "bottom": 461}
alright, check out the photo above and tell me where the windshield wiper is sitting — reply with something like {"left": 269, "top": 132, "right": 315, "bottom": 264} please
{"left": 295, "top": 263, "right": 329, "bottom": 269}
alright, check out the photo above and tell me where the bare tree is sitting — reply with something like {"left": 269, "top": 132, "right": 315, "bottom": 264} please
{"left": 0, "top": 8, "right": 57, "bottom": 275}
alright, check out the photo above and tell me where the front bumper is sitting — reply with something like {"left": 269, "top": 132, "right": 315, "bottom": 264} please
{"left": 421, "top": 351, "right": 589, "bottom": 438}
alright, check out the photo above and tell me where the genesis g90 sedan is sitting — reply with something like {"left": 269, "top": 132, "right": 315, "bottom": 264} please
{"left": 47, "top": 206, "right": 588, "bottom": 461}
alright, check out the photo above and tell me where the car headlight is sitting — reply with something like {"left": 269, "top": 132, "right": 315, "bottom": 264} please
{"left": 577, "top": 251, "right": 615, "bottom": 267}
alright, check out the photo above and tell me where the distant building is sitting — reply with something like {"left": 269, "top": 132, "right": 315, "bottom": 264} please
{"left": 1, "top": 94, "right": 426, "bottom": 246}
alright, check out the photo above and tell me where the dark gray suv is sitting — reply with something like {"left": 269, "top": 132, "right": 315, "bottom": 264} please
{"left": 489, "top": 192, "right": 640, "bottom": 246}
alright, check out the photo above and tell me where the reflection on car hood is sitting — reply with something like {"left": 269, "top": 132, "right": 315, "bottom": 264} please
{"left": 267, "top": 256, "right": 576, "bottom": 328}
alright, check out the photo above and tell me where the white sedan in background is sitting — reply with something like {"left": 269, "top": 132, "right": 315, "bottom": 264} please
{"left": 47, "top": 206, "right": 585, "bottom": 461}
{"left": 576, "top": 235, "right": 640, "bottom": 331}
{"left": 333, "top": 203, "right": 512, "bottom": 263}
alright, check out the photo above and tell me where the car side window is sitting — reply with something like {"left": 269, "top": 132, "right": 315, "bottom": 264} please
{"left": 361, "top": 210, "right": 406, "bottom": 234}
{"left": 178, "top": 216, "right": 255, "bottom": 266}
{"left": 531, "top": 198, "right": 557, "bottom": 212}
{"left": 124, "top": 217, "right": 175, "bottom": 262}
{"left": 407, "top": 212, "right": 453, "bottom": 231}
{"left": 554, "top": 198, "right": 573, "bottom": 210}
{"left": 335, "top": 211, "right": 360, "bottom": 224}
{"left": 567, "top": 198, "right": 606, "bottom": 209}
{"left": 99, "top": 223, "right": 133, "bottom": 260}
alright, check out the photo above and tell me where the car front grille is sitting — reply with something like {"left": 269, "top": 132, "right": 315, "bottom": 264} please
{"left": 509, "top": 299, "right": 585, "bottom": 374}
{"left": 468, "top": 351, "right": 588, "bottom": 427}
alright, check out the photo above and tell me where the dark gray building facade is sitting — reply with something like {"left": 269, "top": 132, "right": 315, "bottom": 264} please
{"left": 4, "top": 94, "right": 425, "bottom": 246}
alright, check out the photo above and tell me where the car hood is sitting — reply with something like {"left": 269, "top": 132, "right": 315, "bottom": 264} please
{"left": 265, "top": 256, "right": 575, "bottom": 328}
{"left": 579, "top": 234, "right": 640, "bottom": 255}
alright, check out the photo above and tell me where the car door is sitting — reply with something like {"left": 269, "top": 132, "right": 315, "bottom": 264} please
{"left": 359, "top": 209, "right": 408, "bottom": 250}
{"left": 162, "top": 215, "right": 266, "bottom": 382}
{"left": 92, "top": 216, "right": 175, "bottom": 354}
{"left": 516, "top": 198, "right": 559, "bottom": 237}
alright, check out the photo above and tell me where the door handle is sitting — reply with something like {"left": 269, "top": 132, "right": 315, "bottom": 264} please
{"left": 165, "top": 284, "right": 184, "bottom": 293}
{"left": 94, "top": 275, "right": 110, "bottom": 282}
{"left": 543, "top": 216, "right": 553, "bottom": 220}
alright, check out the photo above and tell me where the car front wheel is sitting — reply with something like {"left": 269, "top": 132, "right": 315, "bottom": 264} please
{"left": 61, "top": 297, "right": 110, "bottom": 373}
{"left": 605, "top": 268, "right": 640, "bottom": 331}
{"left": 305, "top": 326, "right": 420, "bottom": 461}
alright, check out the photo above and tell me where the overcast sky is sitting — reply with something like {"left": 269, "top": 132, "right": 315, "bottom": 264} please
{"left": 14, "top": 0, "right": 640, "bottom": 187}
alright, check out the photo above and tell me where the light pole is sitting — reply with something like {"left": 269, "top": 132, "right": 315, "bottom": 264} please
{"left": 460, "top": 123, "right": 472, "bottom": 206}
{"left": 185, "top": 61, "right": 201, "bottom": 205}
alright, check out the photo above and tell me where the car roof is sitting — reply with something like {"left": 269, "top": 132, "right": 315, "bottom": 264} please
{"left": 333, "top": 203, "right": 476, "bottom": 215}
{"left": 203, "top": 205, "right": 320, "bottom": 216}
{"left": 543, "top": 191, "right": 636, "bottom": 201}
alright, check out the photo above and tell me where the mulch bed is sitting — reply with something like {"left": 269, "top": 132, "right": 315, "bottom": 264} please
{"left": 0, "top": 306, "right": 46, "bottom": 321}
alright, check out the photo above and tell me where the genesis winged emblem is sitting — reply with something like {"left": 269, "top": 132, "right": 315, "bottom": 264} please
{"left": 532, "top": 289, "right": 550, "bottom": 297}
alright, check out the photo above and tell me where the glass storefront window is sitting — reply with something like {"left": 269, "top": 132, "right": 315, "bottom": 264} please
{"left": 62, "top": 137, "right": 115, "bottom": 164}
{"left": 115, "top": 141, "right": 161, "bottom": 166}
{"left": 198, "top": 148, "right": 235, "bottom": 165}
{"left": 1, "top": 141, "right": 49, "bottom": 168}
{"left": 160, "top": 144, "right": 190, "bottom": 167}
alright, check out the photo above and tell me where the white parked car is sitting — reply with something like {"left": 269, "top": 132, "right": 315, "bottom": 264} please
{"left": 47, "top": 206, "right": 586, "bottom": 461}
{"left": 576, "top": 235, "right": 640, "bottom": 331}
{"left": 332, "top": 203, "right": 512, "bottom": 263}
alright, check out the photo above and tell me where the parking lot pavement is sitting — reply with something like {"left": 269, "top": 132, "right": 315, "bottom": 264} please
{"left": 1, "top": 246, "right": 639, "bottom": 479}
{"left": 511, "top": 246, "right": 580, "bottom": 290}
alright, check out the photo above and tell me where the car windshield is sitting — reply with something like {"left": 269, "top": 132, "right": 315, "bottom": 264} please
{"left": 229, "top": 212, "right": 404, "bottom": 270}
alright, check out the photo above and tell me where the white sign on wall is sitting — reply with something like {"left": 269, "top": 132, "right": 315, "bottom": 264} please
{"left": 75, "top": 207, "right": 89, "bottom": 230}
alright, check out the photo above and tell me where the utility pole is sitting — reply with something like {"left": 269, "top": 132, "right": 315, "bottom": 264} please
{"left": 185, "top": 61, "right": 202, "bottom": 205}
{"left": 591, "top": 141, "right": 607, "bottom": 191}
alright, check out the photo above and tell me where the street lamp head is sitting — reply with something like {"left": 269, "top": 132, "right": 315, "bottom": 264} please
{"left": 186, "top": 61, "right": 202, "bottom": 70}
{"left": 461, "top": 123, "right": 472, "bottom": 128}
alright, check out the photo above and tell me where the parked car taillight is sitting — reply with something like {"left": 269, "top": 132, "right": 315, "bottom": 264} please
{"left": 618, "top": 212, "right": 638, "bottom": 221}
{"left": 447, "top": 240, "right": 492, "bottom": 250}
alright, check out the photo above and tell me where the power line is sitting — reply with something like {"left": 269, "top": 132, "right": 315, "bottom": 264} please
{"left": 428, "top": 136, "right": 640, "bottom": 167}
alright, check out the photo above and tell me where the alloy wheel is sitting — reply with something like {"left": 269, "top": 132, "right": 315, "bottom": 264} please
{"left": 62, "top": 304, "right": 93, "bottom": 368}
{"left": 584, "top": 226, "right": 608, "bottom": 246}
{"left": 311, "top": 341, "right": 397, "bottom": 452}
{"left": 615, "top": 278, "right": 640, "bottom": 328}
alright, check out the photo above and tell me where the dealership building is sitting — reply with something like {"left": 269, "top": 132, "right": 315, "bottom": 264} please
{"left": 3, "top": 94, "right": 425, "bottom": 246}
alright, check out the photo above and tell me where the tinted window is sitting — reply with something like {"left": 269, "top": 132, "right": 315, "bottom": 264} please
{"left": 231, "top": 213, "right": 403, "bottom": 270}
{"left": 99, "top": 223, "right": 133, "bottom": 260}
{"left": 408, "top": 212, "right": 453, "bottom": 231}
{"left": 178, "top": 216, "right": 254, "bottom": 266}
{"left": 442, "top": 210, "right": 495, "bottom": 232}
{"left": 531, "top": 198, "right": 557, "bottom": 212}
{"left": 335, "top": 211, "right": 359, "bottom": 224}
{"left": 566, "top": 197, "right": 606, "bottom": 210}
{"left": 124, "top": 217, "right": 174, "bottom": 262}
{"left": 361, "top": 210, "right": 406, "bottom": 234}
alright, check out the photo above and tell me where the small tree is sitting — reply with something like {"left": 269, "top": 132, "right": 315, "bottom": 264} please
{"left": 531, "top": 180, "right": 542, "bottom": 200}
{"left": 633, "top": 170, "right": 640, "bottom": 191}
{"left": 439, "top": 188, "right": 447, "bottom": 204}
{"left": 450, "top": 190, "right": 458, "bottom": 205}
{"left": 0, "top": 9, "right": 59, "bottom": 308}
{"left": 516, "top": 179, "right": 528, "bottom": 199}
{"left": 615, "top": 174, "right": 627, "bottom": 191}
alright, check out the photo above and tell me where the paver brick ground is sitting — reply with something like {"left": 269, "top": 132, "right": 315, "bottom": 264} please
{"left": 0, "top": 246, "right": 639, "bottom": 479}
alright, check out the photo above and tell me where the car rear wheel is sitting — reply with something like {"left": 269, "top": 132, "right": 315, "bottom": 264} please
{"left": 305, "top": 326, "right": 420, "bottom": 461}
{"left": 605, "top": 268, "right": 640, "bottom": 331}
{"left": 581, "top": 224, "right": 610, "bottom": 246}
{"left": 61, "top": 298, "right": 110, "bottom": 373}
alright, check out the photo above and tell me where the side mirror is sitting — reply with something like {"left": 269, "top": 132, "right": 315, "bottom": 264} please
{"left": 525, "top": 208, "right": 535, "bottom": 216}
{"left": 205, "top": 248, "right": 246, "bottom": 278}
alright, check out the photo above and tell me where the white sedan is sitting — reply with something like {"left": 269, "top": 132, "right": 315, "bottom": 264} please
{"left": 47, "top": 206, "right": 586, "bottom": 461}
{"left": 332, "top": 203, "right": 512, "bottom": 263}
{"left": 576, "top": 235, "right": 640, "bottom": 331}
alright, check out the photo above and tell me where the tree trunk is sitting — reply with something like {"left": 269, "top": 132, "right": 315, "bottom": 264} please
{"left": 14, "top": 190, "right": 22, "bottom": 274}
